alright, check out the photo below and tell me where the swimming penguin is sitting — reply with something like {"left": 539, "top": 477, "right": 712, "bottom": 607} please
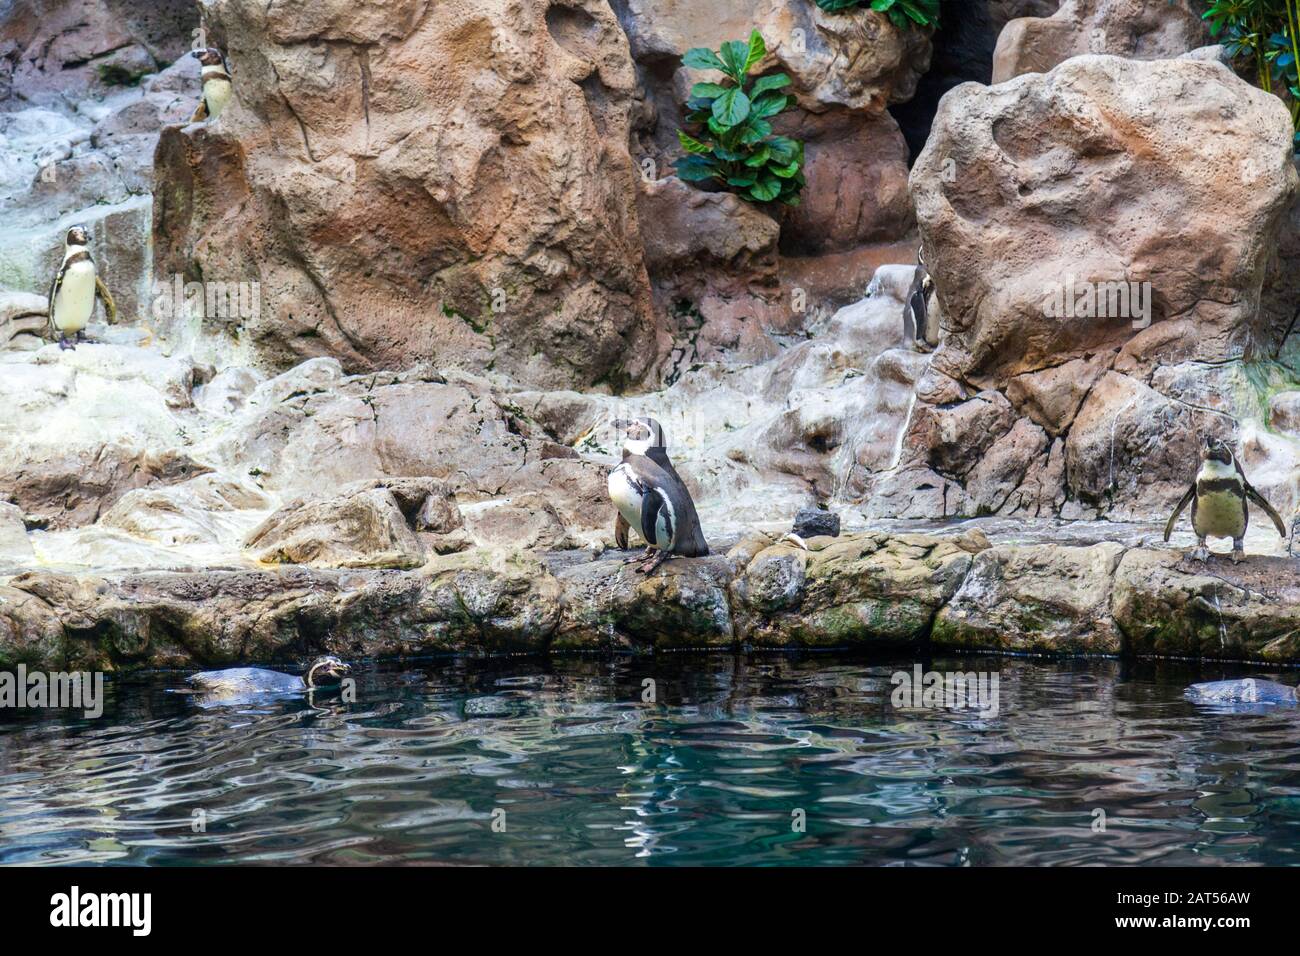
{"left": 902, "top": 245, "right": 938, "bottom": 352}
{"left": 47, "top": 225, "right": 116, "bottom": 351}
{"left": 1186, "top": 677, "right": 1298, "bottom": 708}
{"left": 607, "top": 417, "right": 709, "bottom": 574}
{"left": 177, "top": 655, "right": 351, "bottom": 705}
{"left": 190, "top": 47, "right": 233, "bottom": 123}
{"left": 1163, "top": 436, "right": 1286, "bottom": 563}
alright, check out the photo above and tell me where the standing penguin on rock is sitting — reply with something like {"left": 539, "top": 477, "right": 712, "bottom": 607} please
{"left": 47, "top": 225, "right": 116, "bottom": 350}
{"left": 1163, "top": 436, "right": 1286, "bottom": 563}
{"left": 191, "top": 47, "right": 233, "bottom": 123}
{"left": 607, "top": 417, "right": 709, "bottom": 574}
{"left": 902, "top": 245, "right": 938, "bottom": 352}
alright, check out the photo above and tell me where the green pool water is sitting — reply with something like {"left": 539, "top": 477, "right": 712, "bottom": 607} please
{"left": 3, "top": 653, "right": 1300, "bottom": 866}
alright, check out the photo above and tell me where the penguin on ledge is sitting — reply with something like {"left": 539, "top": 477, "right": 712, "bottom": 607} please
{"left": 607, "top": 417, "right": 709, "bottom": 574}
{"left": 47, "top": 225, "right": 116, "bottom": 350}
{"left": 191, "top": 47, "right": 233, "bottom": 123}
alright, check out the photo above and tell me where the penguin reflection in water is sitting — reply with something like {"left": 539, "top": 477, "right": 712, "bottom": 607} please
{"left": 47, "top": 225, "right": 116, "bottom": 350}
{"left": 607, "top": 417, "right": 709, "bottom": 574}
{"left": 1163, "top": 436, "right": 1286, "bottom": 563}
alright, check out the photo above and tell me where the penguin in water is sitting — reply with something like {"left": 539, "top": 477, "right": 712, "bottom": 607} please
{"left": 47, "top": 225, "right": 116, "bottom": 351}
{"left": 1163, "top": 436, "right": 1286, "bottom": 563}
{"left": 901, "top": 245, "right": 938, "bottom": 352}
{"left": 607, "top": 417, "right": 709, "bottom": 574}
{"left": 191, "top": 47, "right": 233, "bottom": 123}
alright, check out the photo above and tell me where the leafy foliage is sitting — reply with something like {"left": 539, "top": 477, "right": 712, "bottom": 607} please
{"left": 1203, "top": 0, "right": 1300, "bottom": 149}
{"left": 813, "top": 0, "right": 941, "bottom": 30}
{"left": 674, "top": 30, "right": 805, "bottom": 206}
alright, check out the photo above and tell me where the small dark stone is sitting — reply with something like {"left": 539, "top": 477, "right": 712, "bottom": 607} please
{"left": 792, "top": 508, "right": 839, "bottom": 539}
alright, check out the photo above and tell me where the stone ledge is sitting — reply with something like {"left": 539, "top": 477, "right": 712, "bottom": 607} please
{"left": 3, "top": 530, "right": 1300, "bottom": 670}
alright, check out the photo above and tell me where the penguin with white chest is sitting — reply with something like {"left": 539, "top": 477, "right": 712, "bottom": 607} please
{"left": 191, "top": 47, "right": 233, "bottom": 123}
{"left": 607, "top": 417, "right": 708, "bottom": 574}
{"left": 1164, "top": 436, "right": 1286, "bottom": 563}
{"left": 47, "top": 225, "right": 116, "bottom": 351}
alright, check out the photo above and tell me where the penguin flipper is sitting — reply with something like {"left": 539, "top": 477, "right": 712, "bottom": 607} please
{"left": 95, "top": 275, "right": 117, "bottom": 324}
{"left": 614, "top": 511, "right": 630, "bottom": 550}
{"left": 1246, "top": 482, "right": 1288, "bottom": 538}
{"left": 640, "top": 489, "right": 671, "bottom": 550}
{"left": 46, "top": 263, "right": 63, "bottom": 337}
{"left": 191, "top": 98, "right": 209, "bottom": 123}
{"left": 1164, "top": 485, "right": 1196, "bottom": 542}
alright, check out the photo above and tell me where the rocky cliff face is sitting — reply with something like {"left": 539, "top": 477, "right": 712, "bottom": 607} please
{"left": 867, "top": 54, "right": 1300, "bottom": 523}
{"left": 153, "top": 0, "right": 665, "bottom": 390}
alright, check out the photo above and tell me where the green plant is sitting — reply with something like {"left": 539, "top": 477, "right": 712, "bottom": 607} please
{"left": 1203, "top": 0, "right": 1300, "bottom": 148}
{"left": 813, "top": 0, "right": 940, "bottom": 30}
{"left": 674, "top": 30, "right": 805, "bottom": 206}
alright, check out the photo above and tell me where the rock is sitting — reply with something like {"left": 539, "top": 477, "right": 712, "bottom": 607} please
{"left": 774, "top": 108, "right": 914, "bottom": 255}
{"left": 0, "top": 290, "right": 48, "bottom": 352}
{"left": 152, "top": 0, "right": 665, "bottom": 390}
{"left": 792, "top": 508, "right": 839, "bottom": 539}
{"left": 100, "top": 475, "right": 273, "bottom": 549}
{"left": 0, "top": 0, "right": 193, "bottom": 108}
{"left": 555, "top": 553, "right": 736, "bottom": 649}
{"left": 892, "top": 55, "right": 1299, "bottom": 520}
{"left": 992, "top": 0, "right": 1209, "bottom": 83}
{"left": 1113, "top": 549, "right": 1300, "bottom": 661}
{"left": 0, "top": 584, "right": 65, "bottom": 667}
{"left": 933, "top": 542, "right": 1124, "bottom": 652}
{"left": 460, "top": 494, "right": 575, "bottom": 552}
{"left": 730, "top": 531, "right": 983, "bottom": 646}
{"left": 0, "top": 501, "right": 33, "bottom": 564}
{"left": 244, "top": 481, "right": 434, "bottom": 570}
{"left": 193, "top": 366, "right": 263, "bottom": 417}
{"left": 0, "top": 346, "right": 207, "bottom": 528}
{"left": 1270, "top": 391, "right": 1300, "bottom": 436}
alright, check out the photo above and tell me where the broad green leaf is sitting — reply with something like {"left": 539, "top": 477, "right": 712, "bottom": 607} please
{"left": 770, "top": 159, "right": 801, "bottom": 179}
{"left": 711, "top": 87, "right": 751, "bottom": 127}
{"left": 682, "top": 47, "right": 726, "bottom": 71}
{"left": 744, "top": 144, "right": 771, "bottom": 167}
{"left": 750, "top": 73, "right": 792, "bottom": 96}
{"left": 675, "top": 155, "right": 718, "bottom": 182}
{"left": 767, "top": 135, "right": 798, "bottom": 165}
{"left": 744, "top": 30, "right": 767, "bottom": 73}
{"left": 748, "top": 176, "right": 781, "bottom": 202}
{"left": 750, "top": 92, "right": 788, "bottom": 119}
{"left": 727, "top": 172, "right": 758, "bottom": 188}
{"left": 738, "top": 119, "right": 771, "bottom": 143}
{"left": 690, "top": 82, "right": 730, "bottom": 100}
{"left": 677, "top": 130, "right": 712, "bottom": 155}
{"left": 719, "top": 39, "right": 750, "bottom": 80}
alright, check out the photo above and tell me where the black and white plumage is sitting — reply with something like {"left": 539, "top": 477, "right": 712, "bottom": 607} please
{"left": 902, "top": 245, "right": 937, "bottom": 353}
{"left": 191, "top": 47, "right": 233, "bottom": 123}
{"left": 47, "top": 225, "right": 116, "bottom": 351}
{"left": 1163, "top": 436, "right": 1286, "bottom": 563}
{"left": 607, "top": 417, "right": 708, "bottom": 574}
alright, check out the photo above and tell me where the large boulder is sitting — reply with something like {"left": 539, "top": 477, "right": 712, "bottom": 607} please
{"left": 729, "top": 531, "right": 983, "bottom": 646}
{"left": 993, "top": 0, "right": 1209, "bottom": 83}
{"left": 0, "top": 345, "right": 206, "bottom": 528}
{"left": 1113, "top": 549, "right": 1300, "bottom": 661}
{"left": 877, "top": 55, "right": 1299, "bottom": 521}
{"left": 932, "top": 541, "right": 1123, "bottom": 652}
{"left": 152, "top": 0, "right": 665, "bottom": 390}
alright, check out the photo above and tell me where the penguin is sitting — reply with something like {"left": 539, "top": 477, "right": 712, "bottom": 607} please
{"left": 191, "top": 47, "right": 233, "bottom": 123}
{"left": 47, "top": 225, "right": 116, "bottom": 351}
{"left": 607, "top": 417, "right": 709, "bottom": 574}
{"left": 902, "top": 245, "right": 938, "bottom": 353}
{"left": 1163, "top": 436, "right": 1286, "bottom": 563}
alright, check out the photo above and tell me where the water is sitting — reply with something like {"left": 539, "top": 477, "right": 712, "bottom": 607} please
{"left": 4, "top": 653, "right": 1300, "bottom": 866}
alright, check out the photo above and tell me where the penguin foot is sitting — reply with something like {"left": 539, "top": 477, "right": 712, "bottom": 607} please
{"left": 635, "top": 551, "right": 669, "bottom": 575}
{"left": 1231, "top": 548, "right": 1247, "bottom": 564}
{"left": 1191, "top": 546, "right": 1210, "bottom": 562}
{"left": 622, "top": 548, "right": 651, "bottom": 565}
{"left": 57, "top": 336, "right": 74, "bottom": 351}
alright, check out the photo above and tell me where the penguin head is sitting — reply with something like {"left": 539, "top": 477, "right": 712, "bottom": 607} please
{"left": 1202, "top": 436, "right": 1234, "bottom": 466}
{"left": 193, "top": 47, "right": 227, "bottom": 69}
{"left": 305, "top": 655, "right": 350, "bottom": 688}
{"left": 64, "top": 225, "right": 89, "bottom": 248}
{"left": 612, "top": 417, "right": 665, "bottom": 455}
